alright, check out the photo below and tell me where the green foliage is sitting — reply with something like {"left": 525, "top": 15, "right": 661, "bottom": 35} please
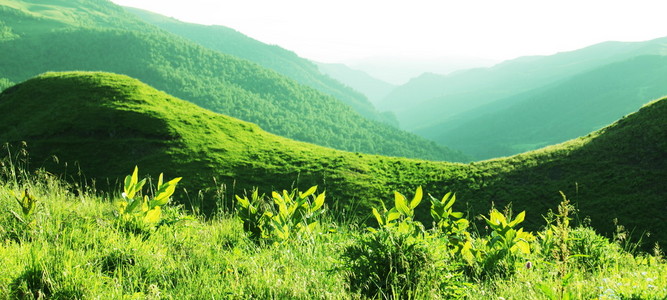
{"left": 429, "top": 191, "right": 470, "bottom": 254}
{"left": 235, "top": 186, "right": 326, "bottom": 244}
{"left": 11, "top": 188, "right": 36, "bottom": 221}
{"left": 117, "top": 166, "right": 182, "bottom": 234}
{"left": 370, "top": 186, "right": 424, "bottom": 236}
{"left": 0, "top": 152, "right": 666, "bottom": 298}
{"left": 465, "top": 208, "right": 535, "bottom": 279}
{"left": 341, "top": 229, "right": 432, "bottom": 299}
{"left": 0, "top": 77, "right": 14, "bottom": 91}
{"left": 568, "top": 226, "right": 619, "bottom": 272}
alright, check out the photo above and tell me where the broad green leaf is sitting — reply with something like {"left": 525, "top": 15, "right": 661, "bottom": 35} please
{"left": 372, "top": 207, "right": 384, "bottom": 225}
{"left": 444, "top": 192, "right": 456, "bottom": 209}
{"left": 394, "top": 191, "right": 411, "bottom": 216}
{"left": 157, "top": 173, "right": 164, "bottom": 189}
{"left": 125, "top": 198, "right": 141, "bottom": 214}
{"left": 509, "top": 211, "right": 526, "bottom": 227}
{"left": 167, "top": 177, "right": 182, "bottom": 186}
{"left": 311, "top": 192, "right": 325, "bottom": 212}
{"left": 124, "top": 166, "right": 140, "bottom": 198}
{"left": 490, "top": 210, "right": 506, "bottom": 226}
{"left": 272, "top": 191, "right": 282, "bottom": 202}
{"left": 144, "top": 206, "right": 161, "bottom": 223}
{"left": 386, "top": 209, "right": 401, "bottom": 223}
{"left": 515, "top": 241, "right": 531, "bottom": 254}
{"left": 154, "top": 181, "right": 179, "bottom": 206}
{"left": 397, "top": 221, "right": 411, "bottom": 234}
{"left": 299, "top": 186, "right": 317, "bottom": 199}
{"left": 123, "top": 174, "right": 132, "bottom": 196}
{"left": 141, "top": 195, "right": 150, "bottom": 212}
{"left": 409, "top": 186, "right": 422, "bottom": 209}
{"left": 235, "top": 195, "right": 250, "bottom": 208}
{"left": 451, "top": 212, "right": 464, "bottom": 219}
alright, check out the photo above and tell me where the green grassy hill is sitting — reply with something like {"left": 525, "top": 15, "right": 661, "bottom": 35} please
{"left": 124, "top": 7, "right": 397, "bottom": 126}
{"left": 0, "top": 0, "right": 466, "bottom": 162}
{"left": 1, "top": 72, "right": 665, "bottom": 247}
{"left": 419, "top": 55, "right": 667, "bottom": 159}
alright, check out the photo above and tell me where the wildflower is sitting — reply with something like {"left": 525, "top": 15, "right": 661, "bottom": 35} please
{"left": 525, "top": 261, "right": 533, "bottom": 269}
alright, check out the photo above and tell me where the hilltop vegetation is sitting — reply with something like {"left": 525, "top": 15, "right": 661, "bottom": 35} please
{"left": 0, "top": 0, "right": 463, "bottom": 161}
{"left": 1, "top": 72, "right": 666, "bottom": 249}
{"left": 0, "top": 77, "right": 13, "bottom": 91}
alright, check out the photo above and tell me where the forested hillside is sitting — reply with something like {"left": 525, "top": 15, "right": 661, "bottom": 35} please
{"left": 419, "top": 55, "right": 667, "bottom": 159}
{"left": 0, "top": 0, "right": 465, "bottom": 161}
{"left": 2, "top": 72, "right": 665, "bottom": 247}
{"left": 125, "top": 7, "right": 397, "bottom": 126}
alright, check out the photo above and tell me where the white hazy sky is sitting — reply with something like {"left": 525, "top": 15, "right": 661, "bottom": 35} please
{"left": 110, "top": 0, "right": 667, "bottom": 63}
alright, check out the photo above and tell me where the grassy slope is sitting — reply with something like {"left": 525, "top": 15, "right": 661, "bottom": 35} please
{"left": 419, "top": 55, "right": 667, "bottom": 159}
{"left": 1, "top": 71, "right": 666, "bottom": 247}
{"left": 124, "top": 7, "right": 397, "bottom": 126}
{"left": 2, "top": 167, "right": 665, "bottom": 298}
{"left": 0, "top": 0, "right": 465, "bottom": 162}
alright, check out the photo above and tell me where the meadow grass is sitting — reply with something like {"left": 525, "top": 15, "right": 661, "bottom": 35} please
{"left": 1, "top": 155, "right": 666, "bottom": 299}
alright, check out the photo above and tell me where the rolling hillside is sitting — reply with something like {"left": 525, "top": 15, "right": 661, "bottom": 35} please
{"left": 0, "top": 0, "right": 465, "bottom": 161}
{"left": 124, "top": 7, "right": 396, "bottom": 126}
{"left": 419, "top": 55, "right": 667, "bottom": 159}
{"left": 1, "top": 72, "right": 665, "bottom": 247}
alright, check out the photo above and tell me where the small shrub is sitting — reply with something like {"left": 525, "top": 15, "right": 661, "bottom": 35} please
{"left": 341, "top": 229, "right": 431, "bottom": 299}
{"left": 235, "top": 186, "right": 326, "bottom": 244}
{"left": 465, "top": 209, "right": 534, "bottom": 279}
{"left": 116, "top": 166, "right": 182, "bottom": 235}
{"left": 370, "top": 187, "right": 424, "bottom": 236}
{"left": 9, "top": 267, "right": 54, "bottom": 299}
{"left": 568, "top": 226, "right": 618, "bottom": 272}
{"left": 100, "top": 249, "right": 137, "bottom": 275}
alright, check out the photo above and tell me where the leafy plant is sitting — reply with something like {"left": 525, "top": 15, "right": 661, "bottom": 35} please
{"left": 235, "top": 186, "right": 326, "bottom": 243}
{"left": 343, "top": 187, "right": 471, "bottom": 299}
{"left": 117, "top": 166, "right": 182, "bottom": 233}
{"left": 341, "top": 228, "right": 432, "bottom": 299}
{"left": 10, "top": 189, "right": 37, "bottom": 226}
{"left": 429, "top": 191, "right": 470, "bottom": 254}
{"left": 537, "top": 192, "right": 576, "bottom": 300}
{"left": 465, "top": 208, "right": 535, "bottom": 278}
{"left": 370, "top": 186, "right": 424, "bottom": 236}
{"left": 235, "top": 188, "right": 269, "bottom": 240}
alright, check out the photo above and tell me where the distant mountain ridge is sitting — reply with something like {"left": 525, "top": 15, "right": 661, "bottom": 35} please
{"left": 0, "top": 0, "right": 466, "bottom": 161}
{"left": 419, "top": 55, "right": 667, "bottom": 159}
{"left": 315, "top": 62, "right": 397, "bottom": 105}
{"left": 381, "top": 36, "right": 667, "bottom": 129}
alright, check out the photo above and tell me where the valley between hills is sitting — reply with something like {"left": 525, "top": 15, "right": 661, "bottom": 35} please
{"left": 1, "top": 0, "right": 666, "bottom": 298}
